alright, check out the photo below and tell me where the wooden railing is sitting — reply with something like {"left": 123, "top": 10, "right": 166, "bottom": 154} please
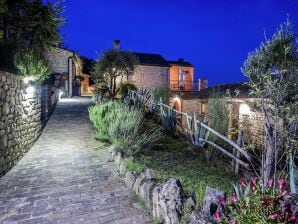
{"left": 129, "top": 91, "right": 251, "bottom": 172}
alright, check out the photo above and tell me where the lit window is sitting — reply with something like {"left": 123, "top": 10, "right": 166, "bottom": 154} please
{"left": 200, "top": 103, "right": 206, "bottom": 114}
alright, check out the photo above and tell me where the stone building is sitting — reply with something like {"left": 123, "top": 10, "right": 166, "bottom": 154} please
{"left": 172, "top": 82, "right": 263, "bottom": 148}
{"left": 45, "top": 47, "right": 82, "bottom": 97}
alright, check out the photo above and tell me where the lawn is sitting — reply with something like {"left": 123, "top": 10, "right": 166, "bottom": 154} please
{"left": 124, "top": 133, "right": 239, "bottom": 205}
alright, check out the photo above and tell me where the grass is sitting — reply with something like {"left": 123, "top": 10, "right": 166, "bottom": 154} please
{"left": 124, "top": 133, "right": 239, "bottom": 205}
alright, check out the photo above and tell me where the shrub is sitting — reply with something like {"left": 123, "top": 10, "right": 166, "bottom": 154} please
{"left": 117, "top": 83, "right": 137, "bottom": 98}
{"left": 108, "top": 104, "right": 162, "bottom": 156}
{"left": 89, "top": 101, "right": 163, "bottom": 156}
{"left": 153, "top": 85, "right": 172, "bottom": 103}
{"left": 218, "top": 178, "right": 298, "bottom": 224}
{"left": 160, "top": 106, "right": 176, "bottom": 134}
{"left": 14, "top": 48, "right": 50, "bottom": 81}
{"left": 89, "top": 101, "right": 121, "bottom": 140}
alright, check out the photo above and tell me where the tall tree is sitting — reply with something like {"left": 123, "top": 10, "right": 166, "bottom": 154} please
{"left": 0, "top": 0, "right": 64, "bottom": 49}
{"left": 92, "top": 49, "right": 137, "bottom": 96}
{"left": 242, "top": 19, "right": 298, "bottom": 190}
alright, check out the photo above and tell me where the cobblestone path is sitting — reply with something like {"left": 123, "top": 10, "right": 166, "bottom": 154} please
{"left": 0, "top": 97, "right": 151, "bottom": 224}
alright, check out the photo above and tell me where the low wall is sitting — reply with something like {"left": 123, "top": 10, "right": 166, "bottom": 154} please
{"left": 111, "top": 149, "right": 225, "bottom": 224}
{"left": 0, "top": 71, "right": 59, "bottom": 176}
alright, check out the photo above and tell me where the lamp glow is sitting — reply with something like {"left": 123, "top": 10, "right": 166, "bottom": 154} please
{"left": 26, "top": 85, "right": 35, "bottom": 94}
{"left": 59, "top": 90, "right": 64, "bottom": 99}
{"left": 239, "top": 103, "right": 251, "bottom": 115}
{"left": 23, "top": 76, "right": 35, "bottom": 84}
{"left": 173, "top": 96, "right": 180, "bottom": 102}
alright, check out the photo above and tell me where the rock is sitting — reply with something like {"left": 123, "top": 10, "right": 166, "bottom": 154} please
{"left": 144, "top": 168, "right": 155, "bottom": 180}
{"left": 125, "top": 171, "right": 136, "bottom": 189}
{"left": 202, "top": 186, "right": 226, "bottom": 223}
{"left": 189, "top": 210, "right": 208, "bottom": 224}
{"left": 119, "top": 161, "right": 126, "bottom": 176}
{"left": 185, "top": 195, "right": 196, "bottom": 209}
{"left": 2, "top": 102, "right": 9, "bottom": 116}
{"left": 133, "top": 174, "right": 145, "bottom": 194}
{"left": 155, "top": 178, "right": 184, "bottom": 224}
{"left": 139, "top": 180, "right": 155, "bottom": 208}
{"left": 0, "top": 135, "right": 8, "bottom": 150}
{"left": 152, "top": 184, "right": 163, "bottom": 221}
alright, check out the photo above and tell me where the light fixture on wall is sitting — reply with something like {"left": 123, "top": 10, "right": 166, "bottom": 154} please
{"left": 25, "top": 85, "right": 35, "bottom": 94}
{"left": 239, "top": 103, "right": 251, "bottom": 115}
{"left": 173, "top": 96, "right": 180, "bottom": 102}
{"left": 59, "top": 90, "right": 64, "bottom": 99}
{"left": 23, "top": 76, "right": 35, "bottom": 84}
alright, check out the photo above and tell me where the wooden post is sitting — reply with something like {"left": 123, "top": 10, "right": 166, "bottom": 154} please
{"left": 234, "top": 130, "right": 244, "bottom": 174}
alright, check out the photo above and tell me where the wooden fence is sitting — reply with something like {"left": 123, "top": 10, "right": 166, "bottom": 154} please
{"left": 129, "top": 91, "right": 251, "bottom": 173}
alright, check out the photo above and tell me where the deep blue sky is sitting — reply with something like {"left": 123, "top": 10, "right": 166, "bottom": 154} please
{"left": 61, "top": 0, "right": 298, "bottom": 86}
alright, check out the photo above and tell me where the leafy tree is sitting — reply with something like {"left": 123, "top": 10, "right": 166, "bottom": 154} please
{"left": 92, "top": 49, "right": 137, "bottom": 97}
{"left": 0, "top": 0, "right": 64, "bottom": 49}
{"left": 242, "top": 19, "right": 298, "bottom": 190}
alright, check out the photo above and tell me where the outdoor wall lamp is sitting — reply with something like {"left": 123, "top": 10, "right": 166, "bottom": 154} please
{"left": 25, "top": 85, "right": 35, "bottom": 94}
{"left": 239, "top": 103, "right": 251, "bottom": 116}
{"left": 23, "top": 76, "right": 35, "bottom": 84}
{"left": 59, "top": 90, "right": 64, "bottom": 99}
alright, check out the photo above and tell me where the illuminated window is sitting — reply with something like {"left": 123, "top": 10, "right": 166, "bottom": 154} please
{"left": 200, "top": 103, "right": 206, "bottom": 114}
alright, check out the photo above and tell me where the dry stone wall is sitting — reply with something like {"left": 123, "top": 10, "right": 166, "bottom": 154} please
{"left": 0, "top": 71, "right": 42, "bottom": 176}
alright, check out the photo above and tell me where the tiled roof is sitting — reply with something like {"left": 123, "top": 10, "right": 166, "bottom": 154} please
{"left": 176, "top": 82, "right": 252, "bottom": 99}
{"left": 132, "top": 52, "right": 170, "bottom": 67}
{"left": 167, "top": 60, "right": 194, "bottom": 67}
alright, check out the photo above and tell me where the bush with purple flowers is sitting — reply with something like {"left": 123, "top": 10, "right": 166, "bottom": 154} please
{"left": 217, "top": 178, "right": 298, "bottom": 224}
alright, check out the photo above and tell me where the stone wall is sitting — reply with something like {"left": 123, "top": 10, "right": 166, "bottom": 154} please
{"left": 0, "top": 71, "right": 58, "bottom": 176}
{"left": 130, "top": 65, "right": 169, "bottom": 91}
{"left": 45, "top": 47, "right": 74, "bottom": 74}
{"left": 180, "top": 97, "right": 264, "bottom": 149}
{"left": 41, "top": 81, "right": 59, "bottom": 122}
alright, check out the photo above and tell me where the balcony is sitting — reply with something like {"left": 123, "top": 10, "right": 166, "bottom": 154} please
{"left": 169, "top": 80, "right": 199, "bottom": 91}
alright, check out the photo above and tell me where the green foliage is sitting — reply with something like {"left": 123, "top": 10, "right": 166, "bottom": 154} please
{"left": 124, "top": 134, "right": 238, "bottom": 204}
{"left": 117, "top": 82, "right": 137, "bottom": 98}
{"left": 0, "top": 0, "right": 64, "bottom": 49}
{"left": 108, "top": 105, "right": 162, "bottom": 156}
{"left": 153, "top": 85, "right": 172, "bottom": 103}
{"left": 241, "top": 18, "right": 298, "bottom": 187}
{"left": 91, "top": 50, "right": 137, "bottom": 96}
{"left": 89, "top": 101, "right": 163, "bottom": 156}
{"left": 14, "top": 48, "right": 50, "bottom": 81}
{"left": 89, "top": 101, "right": 121, "bottom": 141}
{"left": 206, "top": 95, "right": 230, "bottom": 159}
{"left": 219, "top": 178, "right": 297, "bottom": 224}
{"left": 160, "top": 106, "right": 176, "bottom": 134}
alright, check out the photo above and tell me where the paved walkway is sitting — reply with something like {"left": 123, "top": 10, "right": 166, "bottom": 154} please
{"left": 0, "top": 98, "right": 151, "bottom": 224}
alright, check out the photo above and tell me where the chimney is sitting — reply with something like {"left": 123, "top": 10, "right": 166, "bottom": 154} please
{"left": 178, "top": 58, "right": 184, "bottom": 63}
{"left": 198, "top": 79, "right": 208, "bottom": 91}
{"left": 113, "top": 40, "right": 120, "bottom": 50}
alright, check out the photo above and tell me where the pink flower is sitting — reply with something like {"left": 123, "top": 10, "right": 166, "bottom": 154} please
{"left": 230, "top": 194, "right": 237, "bottom": 202}
{"left": 250, "top": 177, "right": 258, "bottom": 192}
{"left": 268, "top": 179, "right": 274, "bottom": 188}
{"left": 218, "top": 198, "right": 225, "bottom": 206}
{"left": 278, "top": 179, "right": 286, "bottom": 190}
{"left": 289, "top": 213, "right": 298, "bottom": 222}
{"left": 239, "top": 178, "right": 247, "bottom": 186}
{"left": 281, "top": 189, "right": 289, "bottom": 196}
{"left": 214, "top": 211, "right": 221, "bottom": 219}
{"left": 271, "top": 213, "right": 281, "bottom": 219}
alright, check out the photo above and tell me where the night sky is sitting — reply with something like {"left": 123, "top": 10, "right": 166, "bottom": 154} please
{"left": 61, "top": 0, "right": 298, "bottom": 86}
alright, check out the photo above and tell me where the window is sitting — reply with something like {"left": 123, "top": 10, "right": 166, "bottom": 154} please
{"left": 200, "top": 102, "right": 207, "bottom": 115}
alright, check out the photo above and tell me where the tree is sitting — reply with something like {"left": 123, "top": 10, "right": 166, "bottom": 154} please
{"left": 0, "top": 0, "right": 64, "bottom": 49}
{"left": 242, "top": 19, "right": 298, "bottom": 190}
{"left": 91, "top": 49, "right": 137, "bottom": 96}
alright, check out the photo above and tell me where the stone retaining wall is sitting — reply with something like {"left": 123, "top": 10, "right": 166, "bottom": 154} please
{"left": 111, "top": 149, "right": 225, "bottom": 224}
{"left": 0, "top": 71, "right": 58, "bottom": 176}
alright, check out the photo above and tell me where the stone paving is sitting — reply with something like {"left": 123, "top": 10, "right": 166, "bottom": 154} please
{"left": 0, "top": 97, "right": 151, "bottom": 224}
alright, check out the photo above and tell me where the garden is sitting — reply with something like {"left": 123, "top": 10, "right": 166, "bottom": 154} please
{"left": 89, "top": 19, "right": 298, "bottom": 224}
